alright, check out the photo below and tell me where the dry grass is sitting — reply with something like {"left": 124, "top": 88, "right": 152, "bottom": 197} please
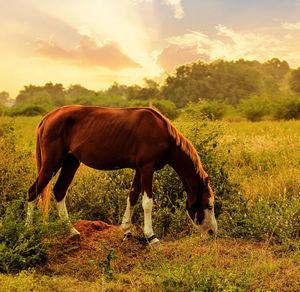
{"left": 0, "top": 220, "right": 299, "bottom": 291}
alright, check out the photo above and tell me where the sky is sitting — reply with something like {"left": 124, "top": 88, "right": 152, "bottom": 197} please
{"left": 1, "top": 0, "right": 300, "bottom": 98}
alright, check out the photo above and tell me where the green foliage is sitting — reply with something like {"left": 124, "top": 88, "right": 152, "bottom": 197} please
{"left": 15, "top": 83, "right": 65, "bottom": 107}
{"left": 289, "top": 67, "right": 300, "bottom": 94}
{"left": 0, "top": 115, "right": 299, "bottom": 277}
{"left": 183, "top": 100, "right": 229, "bottom": 120}
{"left": 0, "top": 201, "right": 48, "bottom": 273}
{"left": 239, "top": 96, "right": 270, "bottom": 121}
{"left": 6, "top": 105, "right": 49, "bottom": 117}
{"left": 161, "top": 59, "right": 281, "bottom": 107}
{"left": 273, "top": 95, "right": 300, "bottom": 120}
{"left": 0, "top": 199, "right": 70, "bottom": 273}
{"left": 0, "top": 121, "right": 35, "bottom": 216}
{"left": 5, "top": 58, "right": 296, "bottom": 120}
{"left": 219, "top": 192, "right": 300, "bottom": 245}
{"left": 98, "top": 248, "right": 116, "bottom": 280}
{"left": 67, "top": 169, "right": 131, "bottom": 224}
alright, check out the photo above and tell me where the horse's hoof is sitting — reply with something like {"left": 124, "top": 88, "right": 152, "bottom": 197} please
{"left": 70, "top": 227, "right": 81, "bottom": 240}
{"left": 123, "top": 232, "right": 133, "bottom": 242}
{"left": 147, "top": 235, "right": 160, "bottom": 247}
{"left": 70, "top": 232, "right": 81, "bottom": 240}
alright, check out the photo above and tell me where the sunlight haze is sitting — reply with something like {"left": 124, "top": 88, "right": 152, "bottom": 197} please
{"left": 1, "top": 0, "right": 300, "bottom": 98}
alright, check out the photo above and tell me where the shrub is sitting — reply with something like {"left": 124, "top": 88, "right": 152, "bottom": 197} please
{"left": 0, "top": 200, "right": 48, "bottom": 273}
{"left": 128, "top": 99, "right": 179, "bottom": 120}
{"left": 273, "top": 96, "right": 300, "bottom": 120}
{"left": 239, "top": 96, "right": 270, "bottom": 121}
{"left": 0, "top": 199, "right": 70, "bottom": 273}
{"left": 182, "top": 101, "right": 228, "bottom": 121}
{"left": 0, "top": 121, "right": 35, "bottom": 217}
{"left": 6, "top": 105, "right": 49, "bottom": 117}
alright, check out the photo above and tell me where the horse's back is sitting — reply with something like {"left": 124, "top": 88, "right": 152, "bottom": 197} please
{"left": 38, "top": 106, "right": 170, "bottom": 170}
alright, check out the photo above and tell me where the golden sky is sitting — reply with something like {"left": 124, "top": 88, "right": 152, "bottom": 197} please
{"left": 1, "top": 0, "right": 300, "bottom": 98}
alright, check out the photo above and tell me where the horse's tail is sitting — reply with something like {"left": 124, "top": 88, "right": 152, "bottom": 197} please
{"left": 35, "top": 123, "right": 51, "bottom": 215}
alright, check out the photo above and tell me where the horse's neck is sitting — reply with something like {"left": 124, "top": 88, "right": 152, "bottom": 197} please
{"left": 168, "top": 145, "right": 200, "bottom": 194}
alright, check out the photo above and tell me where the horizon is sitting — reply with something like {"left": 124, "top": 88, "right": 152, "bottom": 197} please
{"left": 1, "top": 0, "right": 300, "bottom": 98}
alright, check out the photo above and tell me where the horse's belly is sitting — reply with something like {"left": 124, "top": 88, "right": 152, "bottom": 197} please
{"left": 72, "top": 148, "right": 135, "bottom": 170}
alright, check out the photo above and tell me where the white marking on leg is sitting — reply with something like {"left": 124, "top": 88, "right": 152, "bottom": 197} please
{"left": 121, "top": 196, "right": 134, "bottom": 234}
{"left": 57, "top": 197, "right": 80, "bottom": 237}
{"left": 142, "top": 193, "right": 159, "bottom": 245}
{"left": 25, "top": 201, "right": 36, "bottom": 227}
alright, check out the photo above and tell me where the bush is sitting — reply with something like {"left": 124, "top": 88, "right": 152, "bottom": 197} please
{"left": 0, "top": 201, "right": 47, "bottom": 273}
{"left": 6, "top": 105, "right": 49, "bottom": 117}
{"left": 0, "top": 199, "right": 69, "bottom": 273}
{"left": 128, "top": 99, "right": 179, "bottom": 120}
{"left": 218, "top": 192, "right": 300, "bottom": 245}
{"left": 182, "top": 101, "right": 228, "bottom": 121}
{"left": 273, "top": 96, "right": 300, "bottom": 120}
{"left": 0, "top": 121, "right": 35, "bottom": 217}
{"left": 239, "top": 96, "right": 270, "bottom": 121}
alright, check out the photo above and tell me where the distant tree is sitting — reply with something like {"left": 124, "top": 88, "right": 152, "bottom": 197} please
{"left": 161, "top": 61, "right": 210, "bottom": 107}
{"left": 161, "top": 60, "right": 264, "bottom": 107}
{"left": 44, "top": 82, "right": 65, "bottom": 106}
{"left": 262, "top": 58, "right": 290, "bottom": 82}
{"left": 15, "top": 83, "right": 65, "bottom": 107}
{"left": 289, "top": 68, "right": 300, "bottom": 94}
{"left": 105, "top": 82, "right": 128, "bottom": 98}
{"left": 127, "top": 79, "right": 160, "bottom": 100}
{"left": 0, "top": 91, "right": 10, "bottom": 104}
{"left": 15, "top": 85, "right": 42, "bottom": 105}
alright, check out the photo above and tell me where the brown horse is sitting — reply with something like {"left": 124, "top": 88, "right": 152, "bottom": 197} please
{"left": 26, "top": 105, "right": 217, "bottom": 245}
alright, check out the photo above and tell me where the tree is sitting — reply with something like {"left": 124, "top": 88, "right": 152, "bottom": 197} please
{"left": 15, "top": 83, "right": 65, "bottom": 107}
{"left": 262, "top": 58, "right": 290, "bottom": 82}
{"left": 0, "top": 91, "right": 10, "bottom": 104}
{"left": 289, "top": 68, "right": 300, "bottom": 94}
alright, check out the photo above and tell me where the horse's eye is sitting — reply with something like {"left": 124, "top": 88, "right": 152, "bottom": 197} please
{"left": 207, "top": 206, "right": 213, "bottom": 211}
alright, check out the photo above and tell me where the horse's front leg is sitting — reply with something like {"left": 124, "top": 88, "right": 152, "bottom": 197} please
{"left": 140, "top": 165, "right": 159, "bottom": 246}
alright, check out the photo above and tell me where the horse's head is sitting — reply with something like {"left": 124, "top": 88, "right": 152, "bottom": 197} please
{"left": 186, "top": 176, "right": 218, "bottom": 235}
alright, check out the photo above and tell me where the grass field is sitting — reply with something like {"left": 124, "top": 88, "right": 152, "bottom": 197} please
{"left": 0, "top": 116, "right": 299, "bottom": 291}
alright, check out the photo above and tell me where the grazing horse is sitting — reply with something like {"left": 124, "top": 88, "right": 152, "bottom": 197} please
{"left": 26, "top": 105, "right": 217, "bottom": 245}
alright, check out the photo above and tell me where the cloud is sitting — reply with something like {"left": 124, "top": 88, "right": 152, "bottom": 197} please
{"left": 157, "top": 25, "right": 296, "bottom": 71}
{"left": 132, "top": 0, "right": 184, "bottom": 19}
{"left": 163, "top": 0, "right": 184, "bottom": 19}
{"left": 36, "top": 36, "right": 141, "bottom": 70}
{"left": 282, "top": 21, "right": 300, "bottom": 30}
{"left": 157, "top": 44, "right": 209, "bottom": 71}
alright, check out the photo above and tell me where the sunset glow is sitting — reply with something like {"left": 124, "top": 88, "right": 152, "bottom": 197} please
{"left": 1, "top": 0, "right": 300, "bottom": 97}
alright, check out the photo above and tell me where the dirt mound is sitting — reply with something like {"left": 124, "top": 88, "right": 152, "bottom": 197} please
{"left": 73, "top": 220, "right": 121, "bottom": 244}
{"left": 46, "top": 220, "right": 149, "bottom": 279}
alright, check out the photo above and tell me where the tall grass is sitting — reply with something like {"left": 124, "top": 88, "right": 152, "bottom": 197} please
{"left": 0, "top": 116, "right": 299, "bottom": 274}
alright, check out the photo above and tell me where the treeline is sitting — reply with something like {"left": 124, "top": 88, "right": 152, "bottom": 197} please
{"left": 1, "top": 58, "right": 300, "bottom": 120}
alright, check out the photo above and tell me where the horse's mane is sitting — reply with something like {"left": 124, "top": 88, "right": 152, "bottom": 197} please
{"left": 147, "top": 107, "right": 208, "bottom": 179}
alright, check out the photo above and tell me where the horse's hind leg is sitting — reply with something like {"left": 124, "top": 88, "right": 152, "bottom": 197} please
{"left": 121, "top": 171, "right": 141, "bottom": 238}
{"left": 26, "top": 167, "right": 57, "bottom": 226}
{"left": 53, "top": 154, "right": 80, "bottom": 237}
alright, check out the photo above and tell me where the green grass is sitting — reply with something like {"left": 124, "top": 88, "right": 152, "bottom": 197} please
{"left": 0, "top": 116, "right": 299, "bottom": 291}
{"left": 223, "top": 120, "right": 300, "bottom": 200}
